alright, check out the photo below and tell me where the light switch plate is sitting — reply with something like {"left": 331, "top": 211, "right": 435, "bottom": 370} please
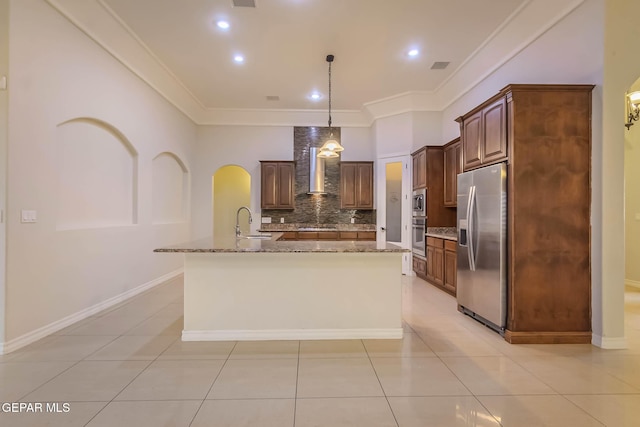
{"left": 280, "top": 218, "right": 285, "bottom": 223}
{"left": 261, "top": 217, "right": 272, "bottom": 224}
{"left": 350, "top": 218, "right": 355, "bottom": 224}
{"left": 21, "top": 210, "right": 37, "bottom": 223}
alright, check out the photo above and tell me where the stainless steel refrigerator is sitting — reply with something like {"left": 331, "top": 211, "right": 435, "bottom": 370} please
{"left": 457, "top": 163, "right": 507, "bottom": 333}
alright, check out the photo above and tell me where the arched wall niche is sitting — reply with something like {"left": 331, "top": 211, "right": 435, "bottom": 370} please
{"left": 152, "top": 151, "right": 190, "bottom": 224}
{"left": 55, "top": 117, "right": 138, "bottom": 230}
{"left": 212, "top": 165, "right": 251, "bottom": 237}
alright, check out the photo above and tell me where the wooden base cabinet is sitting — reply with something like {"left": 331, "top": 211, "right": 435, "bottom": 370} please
{"left": 457, "top": 84, "right": 594, "bottom": 344}
{"left": 277, "top": 231, "right": 376, "bottom": 241}
{"left": 426, "top": 237, "right": 444, "bottom": 287}
{"left": 421, "top": 237, "right": 456, "bottom": 296}
{"left": 412, "top": 256, "right": 427, "bottom": 278}
{"left": 443, "top": 240, "right": 457, "bottom": 294}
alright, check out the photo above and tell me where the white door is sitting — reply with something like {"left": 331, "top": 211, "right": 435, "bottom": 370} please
{"left": 376, "top": 155, "right": 411, "bottom": 275}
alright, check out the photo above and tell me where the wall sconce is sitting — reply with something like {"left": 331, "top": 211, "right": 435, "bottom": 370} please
{"left": 625, "top": 91, "right": 640, "bottom": 130}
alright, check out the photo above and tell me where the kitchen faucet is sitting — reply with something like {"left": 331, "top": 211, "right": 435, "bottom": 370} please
{"left": 235, "top": 206, "right": 252, "bottom": 237}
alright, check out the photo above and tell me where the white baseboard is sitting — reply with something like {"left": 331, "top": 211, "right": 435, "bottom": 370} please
{"left": 625, "top": 279, "right": 640, "bottom": 290}
{"left": 182, "top": 328, "right": 404, "bottom": 341}
{"left": 0, "top": 269, "right": 183, "bottom": 355}
{"left": 592, "top": 334, "right": 628, "bottom": 349}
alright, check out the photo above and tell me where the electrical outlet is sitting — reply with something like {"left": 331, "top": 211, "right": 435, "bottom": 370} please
{"left": 350, "top": 218, "right": 355, "bottom": 224}
{"left": 261, "top": 217, "right": 272, "bottom": 224}
{"left": 280, "top": 218, "right": 285, "bottom": 223}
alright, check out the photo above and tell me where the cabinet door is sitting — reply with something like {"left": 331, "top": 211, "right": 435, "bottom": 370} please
{"left": 482, "top": 97, "right": 508, "bottom": 165}
{"left": 444, "top": 248, "right": 457, "bottom": 294}
{"left": 412, "top": 148, "right": 427, "bottom": 189}
{"left": 357, "top": 163, "right": 374, "bottom": 209}
{"left": 261, "top": 162, "right": 295, "bottom": 209}
{"left": 462, "top": 112, "right": 482, "bottom": 170}
{"left": 341, "top": 162, "right": 374, "bottom": 209}
{"left": 357, "top": 231, "right": 376, "bottom": 241}
{"left": 261, "top": 162, "right": 278, "bottom": 209}
{"left": 433, "top": 247, "right": 444, "bottom": 286}
{"left": 340, "top": 163, "right": 358, "bottom": 209}
{"left": 425, "top": 245, "right": 435, "bottom": 282}
{"left": 277, "top": 162, "right": 295, "bottom": 209}
{"left": 443, "top": 141, "right": 460, "bottom": 207}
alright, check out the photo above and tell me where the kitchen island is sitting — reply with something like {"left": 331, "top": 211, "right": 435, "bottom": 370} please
{"left": 155, "top": 233, "right": 408, "bottom": 341}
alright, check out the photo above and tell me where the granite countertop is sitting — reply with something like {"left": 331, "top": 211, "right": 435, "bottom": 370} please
{"left": 259, "top": 223, "right": 376, "bottom": 232}
{"left": 154, "top": 232, "right": 408, "bottom": 253}
{"left": 426, "top": 227, "right": 458, "bottom": 242}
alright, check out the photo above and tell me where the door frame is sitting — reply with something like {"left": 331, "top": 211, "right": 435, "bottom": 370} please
{"left": 376, "top": 154, "right": 411, "bottom": 275}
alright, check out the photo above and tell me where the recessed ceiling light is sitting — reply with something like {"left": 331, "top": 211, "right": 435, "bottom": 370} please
{"left": 310, "top": 93, "right": 321, "bottom": 100}
{"left": 216, "top": 20, "right": 230, "bottom": 29}
{"left": 234, "top": 55, "right": 244, "bottom": 63}
{"left": 408, "top": 49, "right": 419, "bottom": 57}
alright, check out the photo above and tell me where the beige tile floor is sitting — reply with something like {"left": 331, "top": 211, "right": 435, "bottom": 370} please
{"left": 1, "top": 276, "right": 640, "bottom": 426}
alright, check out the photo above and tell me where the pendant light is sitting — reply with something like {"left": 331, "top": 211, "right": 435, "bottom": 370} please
{"left": 318, "top": 54, "right": 344, "bottom": 157}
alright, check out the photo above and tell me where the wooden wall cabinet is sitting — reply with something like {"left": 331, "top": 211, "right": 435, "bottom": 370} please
{"left": 260, "top": 161, "right": 295, "bottom": 209}
{"left": 457, "top": 84, "right": 594, "bottom": 344}
{"left": 443, "top": 138, "right": 462, "bottom": 207}
{"left": 411, "top": 147, "right": 456, "bottom": 227}
{"left": 457, "top": 97, "right": 508, "bottom": 171}
{"left": 340, "top": 162, "right": 374, "bottom": 210}
{"left": 412, "top": 147, "right": 427, "bottom": 190}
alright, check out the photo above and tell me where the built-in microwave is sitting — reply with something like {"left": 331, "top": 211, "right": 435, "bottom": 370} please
{"left": 412, "top": 189, "right": 427, "bottom": 216}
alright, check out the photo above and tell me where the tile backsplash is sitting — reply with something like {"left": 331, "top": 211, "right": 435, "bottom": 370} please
{"left": 261, "top": 126, "right": 376, "bottom": 225}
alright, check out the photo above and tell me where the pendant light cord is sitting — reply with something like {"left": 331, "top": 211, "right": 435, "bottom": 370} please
{"left": 327, "top": 54, "right": 334, "bottom": 132}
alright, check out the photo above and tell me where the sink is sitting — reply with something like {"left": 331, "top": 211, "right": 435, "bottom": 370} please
{"left": 240, "top": 233, "right": 272, "bottom": 240}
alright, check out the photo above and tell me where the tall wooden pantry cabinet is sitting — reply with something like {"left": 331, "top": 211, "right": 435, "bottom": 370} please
{"left": 456, "top": 84, "right": 594, "bottom": 344}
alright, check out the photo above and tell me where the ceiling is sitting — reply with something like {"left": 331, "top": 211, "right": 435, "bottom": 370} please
{"left": 100, "top": 0, "right": 526, "bottom": 112}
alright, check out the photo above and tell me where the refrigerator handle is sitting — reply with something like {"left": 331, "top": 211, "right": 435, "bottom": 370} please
{"left": 468, "top": 185, "right": 477, "bottom": 272}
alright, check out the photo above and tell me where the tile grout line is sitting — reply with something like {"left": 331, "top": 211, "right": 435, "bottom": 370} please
{"left": 363, "top": 339, "right": 400, "bottom": 427}
{"left": 187, "top": 340, "right": 239, "bottom": 427}
{"left": 80, "top": 337, "right": 181, "bottom": 426}
{"left": 408, "top": 317, "right": 507, "bottom": 427}
{"left": 293, "top": 340, "right": 301, "bottom": 427}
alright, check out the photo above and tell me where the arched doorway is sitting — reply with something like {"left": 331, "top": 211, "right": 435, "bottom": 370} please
{"left": 212, "top": 165, "right": 251, "bottom": 238}
{"left": 625, "top": 78, "right": 640, "bottom": 288}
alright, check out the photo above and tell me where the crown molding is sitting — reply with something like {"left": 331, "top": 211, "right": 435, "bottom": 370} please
{"left": 43, "top": 0, "right": 588, "bottom": 127}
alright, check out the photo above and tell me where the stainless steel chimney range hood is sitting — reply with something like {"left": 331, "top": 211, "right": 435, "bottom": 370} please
{"left": 307, "top": 147, "right": 326, "bottom": 194}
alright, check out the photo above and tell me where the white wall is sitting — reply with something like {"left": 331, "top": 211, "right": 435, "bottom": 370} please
{"left": 0, "top": 0, "right": 8, "bottom": 347}
{"left": 4, "top": 0, "right": 197, "bottom": 346}
{"left": 193, "top": 126, "right": 293, "bottom": 239}
{"left": 601, "top": 0, "right": 640, "bottom": 346}
{"left": 441, "top": 0, "right": 604, "bottom": 140}
{"left": 374, "top": 111, "right": 443, "bottom": 157}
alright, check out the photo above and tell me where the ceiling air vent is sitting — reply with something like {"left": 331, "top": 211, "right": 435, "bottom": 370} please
{"left": 266, "top": 95, "right": 280, "bottom": 101}
{"left": 233, "top": 0, "right": 256, "bottom": 7}
{"left": 431, "top": 61, "right": 450, "bottom": 70}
